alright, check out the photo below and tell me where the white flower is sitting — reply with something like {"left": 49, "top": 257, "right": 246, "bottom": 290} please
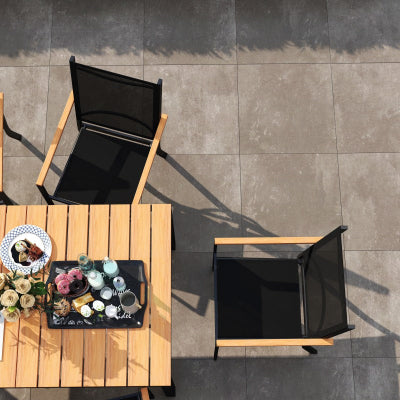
{"left": 0, "top": 290, "right": 19, "bottom": 307}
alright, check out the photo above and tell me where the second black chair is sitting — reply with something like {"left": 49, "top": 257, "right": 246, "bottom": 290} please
{"left": 37, "top": 56, "right": 168, "bottom": 205}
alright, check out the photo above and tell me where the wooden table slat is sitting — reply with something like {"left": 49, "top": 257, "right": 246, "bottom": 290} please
{"left": 16, "top": 205, "right": 47, "bottom": 387}
{"left": 61, "top": 205, "right": 88, "bottom": 387}
{"left": 0, "top": 206, "right": 27, "bottom": 387}
{"left": 106, "top": 205, "right": 130, "bottom": 387}
{"left": 84, "top": 204, "right": 109, "bottom": 387}
{"left": 128, "top": 204, "right": 151, "bottom": 386}
{"left": 38, "top": 205, "right": 67, "bottom": 387}
{"left": 150, "top": 204, "right": 171, "bottom": 386}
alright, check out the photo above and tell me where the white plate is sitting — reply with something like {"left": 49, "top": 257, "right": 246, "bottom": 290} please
{"left": 0, "top": 225, "right": 52, "bottom": 275}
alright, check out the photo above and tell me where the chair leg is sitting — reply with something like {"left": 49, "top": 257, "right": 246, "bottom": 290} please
{"left": 157, "top": 146, "right": 168, "bottom": 159}
{"left": 302, "top": 345, "right": 318, "bottom": 355}
{"left": 162, "top": 378, "right": 176, "bottom": 397}
{"left": 214, "top": 346, "right": 219, "bottom": 361}
{"left": 37, "top": 185, "right": 54, "bottom": 205}
{"left": 3, "top": 116, "right": 22, "bottom": 141}
{"left": 148, "top": 389, "right": 155, "bottom": 399}
{"left": 171, "top": 211, "right": 176, "bottom": 251}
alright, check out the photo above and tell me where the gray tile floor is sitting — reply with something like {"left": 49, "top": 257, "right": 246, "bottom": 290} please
{"left": 0, "top": 0, "right": 399, "bottom": 399}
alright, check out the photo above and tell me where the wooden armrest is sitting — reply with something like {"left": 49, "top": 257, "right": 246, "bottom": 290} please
{"left": 36, "top": 91, "right": 74, "bottom": 187}
{"left": 132, "top": 113, "right": 168, "bottom": 205}
{"left": 214, "top": 237, "right": 323, "bottom": 246}
{"left": 216, "top": 338, "right": 333, "bottom": 347}
{"left": 0, "top": 93, "right": 3, "bottom": 193}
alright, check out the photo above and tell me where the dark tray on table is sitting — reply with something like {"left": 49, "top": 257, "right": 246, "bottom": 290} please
{"left": 45, "top": 260, "right": 147, "bottom": 329}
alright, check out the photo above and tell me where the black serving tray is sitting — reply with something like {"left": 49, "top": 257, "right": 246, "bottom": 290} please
{"left": 45, "top": 260, "right": 147, "bottom": 329}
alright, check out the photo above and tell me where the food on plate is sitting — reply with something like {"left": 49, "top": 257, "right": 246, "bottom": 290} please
{"left": 15, "top": 241, "right": 27, "bottom": 253}
{"left": 55, "top": 273, "right": 69, "bottom": 285}
{"left": 27, "top": 244, "right": 43, "bottom": 262}
{"left": 79, "top": 304, "right": 93, "bottom": 318}
{"left": 68, "top": 269, "right": 83, "bottom": 281}
{"left": 93, "top": 300, "right": 105, "bottom": 312}
{"left": 68, "top": 268, "right": 83, "bottom": 281}
{"left": 53, "top": 298, "right": 71, "bottom": 317}
{"left": 57, "top": 279, "right": 70, "bottom": 295}
{"left": 69, "top": 279, "right": 84, "bottom": 294}
{"left": 12, "top": 238, "right": 43, "bottom": 265}
{"left": 72, "top": 292, "right": 95, "bottom": 313}
{"left": 19, "top": 252, "right": 28, "bottom": 263}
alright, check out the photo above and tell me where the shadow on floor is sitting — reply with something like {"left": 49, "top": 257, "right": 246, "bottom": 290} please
{"left": 1, "top": 0, "right": 400, "bottom": 61}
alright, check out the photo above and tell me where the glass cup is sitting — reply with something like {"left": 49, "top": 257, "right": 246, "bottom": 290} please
{"left": 77, "top": 253, "right": 95, "bottom": 276}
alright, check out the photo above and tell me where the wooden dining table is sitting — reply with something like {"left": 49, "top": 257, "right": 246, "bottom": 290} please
{"left": 0, "top": 204, "right": 172, "bottom": 391}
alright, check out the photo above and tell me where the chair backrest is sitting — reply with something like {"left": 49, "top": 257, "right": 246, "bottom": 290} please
{"left": 299, "top": 226, "right": 350, "bottom": 338}
{"left": 70, "top": 56, "right": 162, "bottom": 140}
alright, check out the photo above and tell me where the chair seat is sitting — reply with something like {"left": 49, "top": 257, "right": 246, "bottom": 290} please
{"left": 54, "top": 128, "right": 150, "bottom": 204}
{"left": 215, "top": 258, "right": 303, "bottom": 339}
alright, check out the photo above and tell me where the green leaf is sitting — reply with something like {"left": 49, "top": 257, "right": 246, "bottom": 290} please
{"left": 7, "top": 306, "right": 16, "bottom": 312}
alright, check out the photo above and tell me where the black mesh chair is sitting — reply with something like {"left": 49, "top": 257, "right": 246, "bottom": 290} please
{"left": 36, "top": 57, "right": 168, "bottom": 205}
{"left": 213, "top": 226, "right": 354, "bottom": 359}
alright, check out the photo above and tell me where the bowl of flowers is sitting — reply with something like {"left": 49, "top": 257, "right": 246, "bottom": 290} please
{"left": 0, "top": 271, "right": 47, "bottom": 322}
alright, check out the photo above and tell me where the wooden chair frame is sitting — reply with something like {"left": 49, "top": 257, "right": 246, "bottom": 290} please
{"left": 213, "top": 235, "right": 336, "bottom": 360}
{"left": 36, "top": 91, "right": 168, "bottom": 205}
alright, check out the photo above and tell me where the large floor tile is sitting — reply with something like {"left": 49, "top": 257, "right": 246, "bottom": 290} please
{"left": 339, "top": 154, "right": 400, "bottom": 250}
{"left": 332, "top": 64, "right": 400, "bottom": 153}
{"left": 241, "top": 154, "right": 342, "bottom": 238}
{"left": 45, "top": 65, "right": 143, "bottom": 155}
{"left": 0, "top": 389, "right": 30, "bottom": 400}
{"left": 144, "top": 0, "right": 236, "bottom": 64}
{"left": 145, "top": 65, "right": 239, "bottom": 154}
{"left": 0, "top": 0, "right": 51, "bottom": 66}
{"left": 4, "top": 156, "right": 43, "bottom": 205}
{"left": 169, "top": 358, "right": 247, "bottom": 400}
{"left": 238, "top": 64, "right": 336, "bottom": 154}
{"left": 30, "top": 388, "right": 69, "bottom": 400}
{"left": 346, "top": 251, "right": 400, "bottom": 357}
{"left": 236, "top": 0, "right": 330, "bottom": 63}
{"left": 31, "top": 387, "right": 138, "bottom": 400}
{"left": 51, "top": 0, "right": 143, "bottom": 65}
{"left": 142, "top": 155, "right": 242, "bottom": 252}
{"left": 353, "top": 358, "right": 400, "bottom": 400}
{"left": 246, "top": 358, "right": 354, "bottom": 400}
{"left": 0, "top": 67, "right": 49, "bottom": 157}
{"left": 172, "top": 252, "right": 244, "bottom": 358}
{"left": 328, "top": 0, "right": 400, "bottom": 62}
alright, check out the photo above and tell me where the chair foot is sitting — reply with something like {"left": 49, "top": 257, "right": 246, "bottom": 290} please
{"left": 302, "top": 345, "right": 318, "bottom": 355}
{"left": 162, "top": 378, "right": 176, "bottom": 397}
{"left": 214, "top": 346, "right": 219, "bottom": 361}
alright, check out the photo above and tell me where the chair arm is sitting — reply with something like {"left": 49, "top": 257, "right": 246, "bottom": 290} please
{"left": 214, "top": 237, "right": 323, "bottom": 246}
{"left": 132, "top": 114, "right": 168, "bottom": 205}
{"left": 0, "top": 93, "right": 3, "bottom": 193}
{"left": 216, "top": 338, "right": 333, "bottom": 347}
{"left": 36, "top": 91, "right": 74, "bottom": 187}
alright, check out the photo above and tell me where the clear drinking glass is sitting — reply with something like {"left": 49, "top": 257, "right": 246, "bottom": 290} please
{"left": 77, "top": 253, "right": 95, "bottom": 276}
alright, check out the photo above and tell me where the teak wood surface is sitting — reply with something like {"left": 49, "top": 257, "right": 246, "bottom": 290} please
{"left": 0, "top": 204, "right": 171, "bottom": 388}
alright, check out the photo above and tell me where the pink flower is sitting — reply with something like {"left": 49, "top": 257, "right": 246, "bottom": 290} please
{"left": 57, "top": 279, "right": 70, "bottom": 295}
{"left": 68, "top": 269, "right": 83, "bottom": 281}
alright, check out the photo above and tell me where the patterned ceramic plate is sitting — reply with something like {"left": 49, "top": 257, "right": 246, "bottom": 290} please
{"left": 0, "top": 225, "right": 52, "bottom": 274}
